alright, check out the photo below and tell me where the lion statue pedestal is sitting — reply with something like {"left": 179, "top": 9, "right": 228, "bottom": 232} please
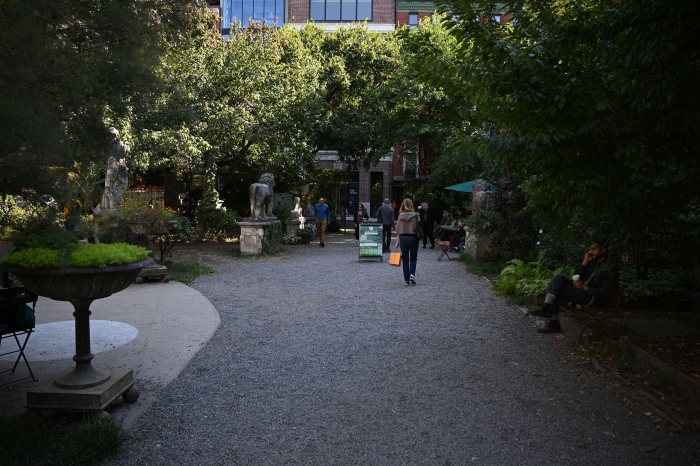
{"left": 239, "top": 173, "right": 282, "bottom": 255}
{"left": 238, "top": 220, "right": 273, "bottom": 255}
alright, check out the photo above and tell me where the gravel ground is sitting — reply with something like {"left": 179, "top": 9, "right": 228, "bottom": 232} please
{"left": 109, "top": 234, "right": 700, "bottom": 465}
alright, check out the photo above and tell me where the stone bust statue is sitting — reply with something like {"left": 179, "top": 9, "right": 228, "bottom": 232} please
{"left": 289, "top": 197, "right": 303, "bottom": 219}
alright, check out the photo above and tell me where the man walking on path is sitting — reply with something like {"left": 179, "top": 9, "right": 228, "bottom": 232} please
{"left": 314, "top": 197, "right": 330, "bottom": 247}
{"left": 375, "top": 198, "right": 395, "bottom": 253}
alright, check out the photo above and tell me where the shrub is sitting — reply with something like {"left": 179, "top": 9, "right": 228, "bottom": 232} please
{"left": 494, "top": 251, "right": 567, "bottom": 298}
{"left": 272, "top": 205, "right": 290, "bottom": 225}
{"left": 94, "top": 212, "right": 131, "bottom": 244}
{"left": 261, "top": 220, "right": 283, "bottom": 255}
{"left": 153, "top": 215, "right": 195, "bottom": 261}
{"left": 12, "top": 228, "right": 78, "bottom": 251}
{"left": 297, "top": 227, "right": 315, "bottom": 243}
{"left": 304, "top": 223, "right": 317, "bottom": 236}
{"left": 196, "top": 207, "right": 239, "bottom": 240}
{"left": 0, "top": 196, "right": 30, "bottom": 238}
{"left": 621, "top": 267, "right": 692, "bottom": 309}
{"left": 282, "top": 226, "right": 315, "bottom": 245}
{"left": 3, "top": 243, "right": 148, "bottom": 269}
{"left": 1, "top": 196, "right": 62, "bottom": 240}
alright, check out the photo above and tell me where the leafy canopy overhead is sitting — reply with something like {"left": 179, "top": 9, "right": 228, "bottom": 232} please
{"left": 431, "top": 0, "right": 699, "bottom": 260}
{"left": 0, "top": 0, "right": 196, "bottom": 201}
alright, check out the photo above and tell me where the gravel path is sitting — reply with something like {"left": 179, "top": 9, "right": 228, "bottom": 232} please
{"left": 109, "top": 234, "right": 699, "bottom": 465}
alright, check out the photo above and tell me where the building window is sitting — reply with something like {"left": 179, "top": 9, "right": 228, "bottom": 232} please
{"left": 222, "top": 0, "right": 284, "bottom": 29}
{"left": 310, "top": 0, "right": 372, "bottom": 21}
{"left": 408, "top": 13, "right": 418, "bottom": 27}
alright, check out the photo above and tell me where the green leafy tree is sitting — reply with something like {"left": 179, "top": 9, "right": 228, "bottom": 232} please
{"left": 133, "top": 21, "right": 326, "bottom": 211}
{"left": 0, "top": 0, "right": 194, "bottom": 207}
{"left": 431, "top": 0, "right": 699, "bottom": 277}
{"left": 387, "top": 15, "right": 483, "bottom": 198}
{"left": 312, "top": 25, "right": 402, "bottom": 167}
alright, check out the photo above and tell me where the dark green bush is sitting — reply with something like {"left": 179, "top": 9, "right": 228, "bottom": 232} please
{"left": 297, "top": 227, "right": 315, "bottom": 243}
{"left": 154, "top": 216, "right": 196, "bottom": 261}
{"left": 196, "top": 207, "right": 239, "bottom": 240}
{"left": 12, "top": 228, "right": 78, "bottom": 251}
{"left": 494, "top": 251, "right": 568, "bottom": 298}
{"left": 94, "top": 212, "right": 131, "bottom": 244}
{"left": 272, "top": 205, "right": 290, "bottom": 225}
{"left": 621, "top": 267, "right": 693, "bottom": 309}
{"left": 261, "top": 220, "right": 283, "bottom": 255}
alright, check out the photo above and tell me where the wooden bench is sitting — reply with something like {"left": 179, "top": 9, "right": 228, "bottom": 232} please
{"left": 560, "top": 286, "right": 626, "bottom": 340}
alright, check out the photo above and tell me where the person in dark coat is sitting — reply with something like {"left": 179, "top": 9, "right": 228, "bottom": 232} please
{"left": 375, "top": 198, "right": 395, "bottom": 253}
{"left": 419, "top": 201, "right": 440, "bottom": 249}
{"left": 531, "top": 241, "right": 619, "bottom": 334}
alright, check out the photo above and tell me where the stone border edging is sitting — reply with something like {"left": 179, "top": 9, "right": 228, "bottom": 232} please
{"left": 620, "top": 336, "right": 700, "bottom": 405}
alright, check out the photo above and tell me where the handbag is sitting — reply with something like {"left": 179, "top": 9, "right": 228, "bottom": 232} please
{"left": 414, "top": 214, "right": 424, "bottom": 240}
{"left": 389, "top": 251, "right": 401, "bottom": 267}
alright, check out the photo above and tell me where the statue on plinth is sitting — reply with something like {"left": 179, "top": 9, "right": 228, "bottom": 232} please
{"left": 98, "top": 127, "right": 129, "bottom": 213}
{"left": 286, "top": 196, "right": 305, "bottom": 235}
{"left": 248, "top": 173, "right": 276, "bottom": 220}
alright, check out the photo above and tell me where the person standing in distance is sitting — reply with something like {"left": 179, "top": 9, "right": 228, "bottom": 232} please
{"left": 375, "top": 198, "right": 395, "bottom": 253}
{"left": 314, "top": 197, "right": 330, "bottom": 247}
{"left": 395, "top": 198, "right": 420, "bottom": 286}
{"left": 353, "top": 203, "right": 369, "bottom": 240}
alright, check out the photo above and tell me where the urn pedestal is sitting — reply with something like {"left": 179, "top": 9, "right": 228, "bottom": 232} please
{"left": 126, "top": 222, "right": 170, "bottom": 282}
{"left": 2, "top": 258, "right": 152, "bottom": 414}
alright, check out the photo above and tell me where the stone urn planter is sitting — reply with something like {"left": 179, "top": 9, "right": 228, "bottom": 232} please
{"left": 1, "top": 256, "right": 152, "bottom": 413}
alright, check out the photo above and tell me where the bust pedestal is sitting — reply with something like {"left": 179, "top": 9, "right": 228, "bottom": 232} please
{"left": 286, "top": 216, "right": 305, "bottom": 236}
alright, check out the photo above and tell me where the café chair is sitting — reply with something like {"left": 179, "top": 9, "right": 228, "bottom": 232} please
{"left": 0, "top": 284, "right": 38, "bottom": 384}
{"left": 436, "top": 240, "right": 453, "bottom": 261}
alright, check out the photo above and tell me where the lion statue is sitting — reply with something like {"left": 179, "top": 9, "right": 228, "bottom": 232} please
{"left": 249, "top": 173, "right": 275, "bottom": 219}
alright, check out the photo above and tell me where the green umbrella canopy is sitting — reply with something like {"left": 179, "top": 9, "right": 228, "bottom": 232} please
{"left": 443, "top": 179, "right": 493, "bottom": 193}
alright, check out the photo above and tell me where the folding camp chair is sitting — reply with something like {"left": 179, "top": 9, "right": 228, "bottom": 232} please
{"left": 436, "top": 240, "right": 453, "bottom": 261}
{"left": 0, "top": 284, "right": 38, "bottom": 384}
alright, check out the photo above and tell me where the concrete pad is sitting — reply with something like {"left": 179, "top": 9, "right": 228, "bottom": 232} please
{"left": 0, "top": 320, "right": 138, "bottom": 362}
{"left": 0, "top": 281, "right": 219, "bottom": 427}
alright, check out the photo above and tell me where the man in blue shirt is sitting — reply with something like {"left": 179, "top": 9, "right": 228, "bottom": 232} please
{"left": 314, "top": 197, "right": 331, "bottom": 247}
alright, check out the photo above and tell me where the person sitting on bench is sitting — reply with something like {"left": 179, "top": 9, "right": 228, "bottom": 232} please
{"left": 532, "top": 241, "right": 619, "bottom": 334}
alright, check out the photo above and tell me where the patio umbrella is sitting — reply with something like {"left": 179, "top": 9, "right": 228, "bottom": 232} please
{"left": 443, "top": 179, "right": 493, "bottom": 193}
{"left": 443, "top": 181, "right": 475, "bottom": 192}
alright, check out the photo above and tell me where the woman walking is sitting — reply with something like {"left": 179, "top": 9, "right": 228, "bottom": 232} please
{"left": 395, "top": 198, "right": 420, "bottom": 286}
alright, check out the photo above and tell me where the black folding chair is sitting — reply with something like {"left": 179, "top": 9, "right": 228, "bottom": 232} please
{"left": 436, "top": 240, "right": 453, "bottom": 261}
{"left": 0, "top": 285, "right": 38, "bottom": 384}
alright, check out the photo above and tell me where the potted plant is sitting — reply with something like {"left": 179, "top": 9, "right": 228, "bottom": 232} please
{"left": 1, "top": 241, "right": 151, "bottom": 409}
